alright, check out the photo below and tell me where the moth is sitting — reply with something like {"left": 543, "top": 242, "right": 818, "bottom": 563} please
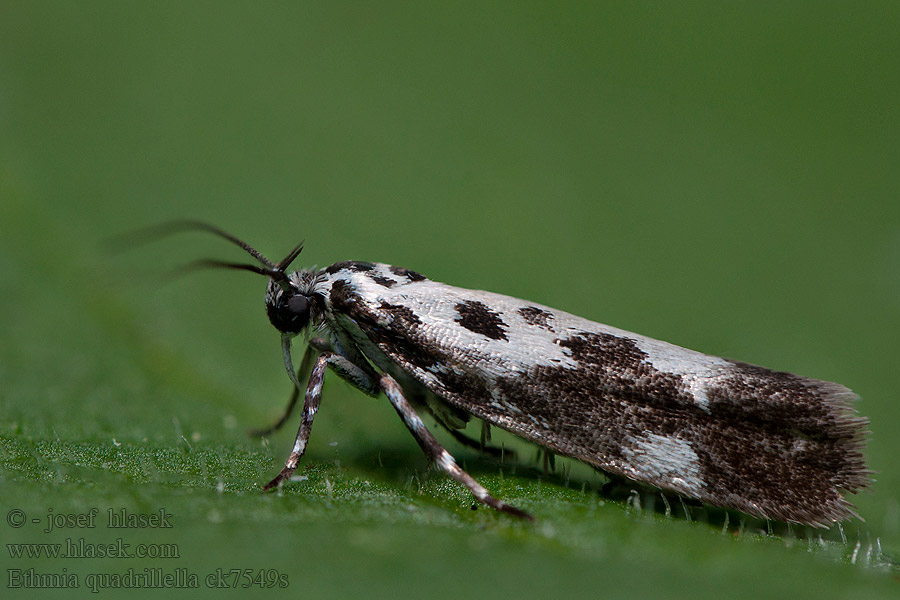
{"left": 145, "top": 221, "right": 870, "bottom": 526}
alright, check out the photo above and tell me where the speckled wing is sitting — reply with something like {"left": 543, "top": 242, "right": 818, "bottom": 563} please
{"left": 322, "top": 261, "right": 869, "bottom": 526}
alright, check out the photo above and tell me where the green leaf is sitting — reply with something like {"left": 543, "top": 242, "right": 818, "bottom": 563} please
{"left": 2, "top": 3, "right": 898, "bottom": 599}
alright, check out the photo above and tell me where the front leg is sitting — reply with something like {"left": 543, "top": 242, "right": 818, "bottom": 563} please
{"left": 252, "top": 336, "right": 379, "bottom": 437}
{"left": 265, "top": 333, "right": 381, "bottom": 490}
{"left": 263, "top": 352, "right": 329, "bottom": 490}
{"left": 379, "top": 373, "right": 533, "bottom": 521}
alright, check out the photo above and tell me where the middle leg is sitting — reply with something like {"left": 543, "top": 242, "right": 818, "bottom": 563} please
{"left": 379, "top": 373, "right": 533, "bottom": 521}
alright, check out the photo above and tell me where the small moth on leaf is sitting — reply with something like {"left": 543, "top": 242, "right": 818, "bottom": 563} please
{"left": 140, "top": 221, "right": 870, "bottom": 526}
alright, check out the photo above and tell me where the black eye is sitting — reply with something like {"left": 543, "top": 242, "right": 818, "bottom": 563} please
{"left": 267, "top": 293, "right": 311, "bottom": 334}
{"left": 286, "top": 294, "right": 309, "bottom": 316}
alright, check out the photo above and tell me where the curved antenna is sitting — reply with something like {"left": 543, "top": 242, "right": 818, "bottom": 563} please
{"left": 109, "top": 220, "right": 277, "bottom": 269}
{"left": 110, "top": 220, "right": 305, "bottom": 290}
{"left": 166, "top": 259, "right": 285, "bottom": 281}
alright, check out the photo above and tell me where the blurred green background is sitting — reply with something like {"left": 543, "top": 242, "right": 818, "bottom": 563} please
{"left": 1, "top": 2, "right": 898, "bottom": 598}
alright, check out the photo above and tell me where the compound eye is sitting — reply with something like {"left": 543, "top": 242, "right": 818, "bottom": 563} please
{"left": 286, "top": 294, "right": 310, "bottom": 318}
{"left": 267, "top": 293, "right": 311, "bottom": 334}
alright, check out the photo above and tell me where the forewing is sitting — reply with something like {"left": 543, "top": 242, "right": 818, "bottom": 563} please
{"left": 324, "top": 263, "right": 869, "bottom": 526}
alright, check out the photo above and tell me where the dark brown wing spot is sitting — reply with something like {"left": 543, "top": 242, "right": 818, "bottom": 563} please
{"left": 368, "top": 273, "right": 397, "bottom": 288}
{"left": 518, "top": 306, "right": 555, "bottom": 330}
{"left": 455, "top": 300, "right": 508, "bottom": 341}
{"left": 329, "top": 279, "right": 359, "bottom": 310}
{"left": 325, "top": 261, "right": 376, "bottom": 274}
{"left": 379, "top": 301, "right": 422, "bottom": 326}
{"left": 389, "top": 265, "right": 427, "bottom": 282}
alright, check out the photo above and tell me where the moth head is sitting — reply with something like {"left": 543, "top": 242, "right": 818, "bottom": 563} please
{"left": 174, "top": 226, "right": 311, "bottom": 336}
{"left": 264, "top": 279, "right": 312, "bottom": 335}
{"left": 119, "top": 220, "right": 310, "bottom": 335}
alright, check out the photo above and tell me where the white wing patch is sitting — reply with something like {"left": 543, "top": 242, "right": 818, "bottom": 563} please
{"left": 622, "top": 433, "right": 705, "bottom": 495}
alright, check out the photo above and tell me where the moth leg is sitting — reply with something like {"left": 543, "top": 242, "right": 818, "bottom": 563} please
{"left": 309, "top": 337, "right": 380, "bottom": 397}
{"left": 442, "top": 426, "right": 517, "bottom": 461}
{"left": 379, "top": 373, "right": 534, "bottom": 521}
{"left": 307, "top": 336, "right": 332, "bottom": 353}
{"left": 541, "top": 449, "right": 556, "bottom": 475}
{"left": 481, "top": 421, "right": 491, "bottom": 448}
{"left": 263, "top": 353, "right": 329, "bottom": 490}
{"left": 248, "top": 344, "right": 318, "bottom": 436}
{"left": 324, "top": 354, "right": 379, "bottom": 397}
